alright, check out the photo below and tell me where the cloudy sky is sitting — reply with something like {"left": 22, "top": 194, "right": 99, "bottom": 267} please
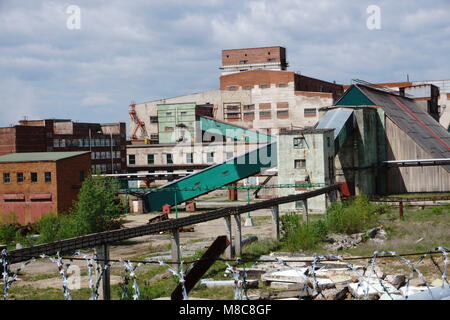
{"left": 1, "top": 0, "right": 449, "bottom": 135}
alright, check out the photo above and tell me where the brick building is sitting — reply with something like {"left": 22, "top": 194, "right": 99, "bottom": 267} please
{"left": 129, "top": 46, "right": 344, "bottom": 143}
{"left": 0, "top": 152, "right": 91, "bottom": 225}
{"left": 0, "top": 119, "right": 127, "bottom": 173}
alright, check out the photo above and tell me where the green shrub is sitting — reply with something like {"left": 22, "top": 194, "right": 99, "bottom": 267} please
{"left": 37, "top": 213, "right": 74, "bottom": 244}
{"left": 326, "top": 194, "right": 376, "bottom": 235}
{"left": 431, "top": 207, "right": 443, "bottom": 215}
{"left": 280, "top": 213, "right": 329, "bottom": 251}
{"left": 0, "top": 212, "right": 19, "bottom": 246}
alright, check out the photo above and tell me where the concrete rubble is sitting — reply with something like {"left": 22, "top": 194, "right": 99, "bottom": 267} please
{"left": 225, "top": 252, "right": 447, "bottom": 300}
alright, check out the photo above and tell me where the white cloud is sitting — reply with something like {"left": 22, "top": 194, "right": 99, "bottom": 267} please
{"left": 81, "top": 95, "right": 114, "bottom": 106}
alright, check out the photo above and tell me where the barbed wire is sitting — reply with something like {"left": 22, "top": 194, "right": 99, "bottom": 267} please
{"left": 1, "top": 247, "right": 449, "bottom": 300}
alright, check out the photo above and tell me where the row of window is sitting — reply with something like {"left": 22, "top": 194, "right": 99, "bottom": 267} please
{"left": 53, "top": 138, "right": 121, "bottom": 148}
{"left": 91, "top": 163, "right": 121, "bottom": 173}
{"left": 91, "top": 151, "right": 121, "bottom": 160}
{"left": 227, "top": 110, "right": 290, "bottom": 120}
{"left": 3, "top": 172, "right": 52, "bottom": 184}
{"left": 129, "top": 152, "right": 235, "bottom": 165}
{"left": 229, "top": 83, "right": 287, "bottom": 91}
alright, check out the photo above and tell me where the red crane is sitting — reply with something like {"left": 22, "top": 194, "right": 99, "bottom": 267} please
{"left": 129, "top": 103, "right": 148, "bottom": 140}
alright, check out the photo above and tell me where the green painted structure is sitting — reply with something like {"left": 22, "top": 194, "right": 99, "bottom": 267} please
{"left": 142, "top": 142, "right": 277, "bottom": 212}
{"left": 142, "top": 116, "right": 277, "bottom": 212}
{"left": 199, "top": 116, "right": 272, "bottom": 143}
{"left": 157, "top": 103, "right": 198, "bottom": 144}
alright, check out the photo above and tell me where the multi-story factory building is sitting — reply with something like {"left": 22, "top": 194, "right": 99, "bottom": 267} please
{"left": 0, "top": 119, "right": 127, "bottom": 174}
{"left": 128, "top": 46, "right": 344, "bottom": 172}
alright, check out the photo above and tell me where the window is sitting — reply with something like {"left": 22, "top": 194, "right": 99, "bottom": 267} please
{"left": 294, "top": 159, "right": 306, "bottom": 169}
{"left": 150, "top": 134, "right": 159, "bottom": 141}
{"left": 186, "top": 153, "right": 193, "bottom": 164}
{"left": 53, "top": 139, "right": 59, "bottom": 148}
{"left": 31, "top": 172, "right": 37, "bottom": 183}
{"left": 293, "top": 137, "right": 307, "bottom": 149}
{"left": 80, "top": 170, "right": 85, "bottom": 182}
{"left": 267, "top": 58, "right": 276, "bottom": 62}
{"left": 259, "top": 111, "right": 271, "bottom": 119}
{"left": 279, "top": 83, "right": 286, "bottom": 88}
{"left": 150, "top": 116, "right": 158, "bottom": 123}
{"left": 243, "top": 104, "right": 255, "bottom": 110}
{"left": 17, "top": 172, "right": 23, "bottom": 183}
{"left": 244, "top": 85, "right": 252, "bottom": 90}
{"left": 3, "top": 173, "right": 10, "bottom": 184}
{"left": 261, "top": 84, "right": 268, "bottom": 89}
{"left": 327, "top": 137, "right": 331, "bottom": 148}
{"left": 259, "top": 103, "right": 271, "bottom": 109}
{"left": 128, "top": 154, "right": 136, "bottom": 165}
{"left": 229, "top": 86, "right": 237, "bottom": 91}
{"left": 45, "top": 172, "right": 52, "bottom": 183}
{"left": 206, "top": 152, "right": 214, "bottom": 163}
{"left": 166, "top": 154, "right": 173, "bottom": 164}
{"left": 166, "top": 112, "right": 172, "bottom": 116}
{"left": 147, "top": 154, "right": 154, "bottom": 165}
{"left": 239, "top": 60, "right": 248, "bottom": 64}
{"left": 180, "top": 111, "right": 188, "bottom": 116}
{"left": 277, "top": 110, "right": 289, "bottom": 118}
{"left": 243, "top": 112, "right": 255, "bottom": 119}
{"left": 164, "top": 127, "right": 174, "bottom": 132}
{"left": 226, "top": 152, "right": 234, "bottom": 160}
{"left": 304, "top": 108, "right": 317, "bottom": 117}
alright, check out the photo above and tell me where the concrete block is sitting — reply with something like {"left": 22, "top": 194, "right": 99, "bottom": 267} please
{"left": 384, "top": 274, "right": 406, "bottom": 289}
{"left": 261, "top": 269, "right": 309, "bottom": 284}
{"left": 348, "top": 282, "right": 379, "bottom": 300}
{"left": 328, "top": 275, "right": 354, "bottom": 286}
{"left": 270, "top": 282, "right": 303, "bottom": 290}
{"left": 379, "top": 293, "right": 403, "bottom": 300}
{"left": 399, "top": 285, "right": 429, "bottom": 297}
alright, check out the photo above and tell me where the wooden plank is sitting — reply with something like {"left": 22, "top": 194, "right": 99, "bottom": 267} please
{"left": 171, "top": 236, "right": 230, "bottom": 300}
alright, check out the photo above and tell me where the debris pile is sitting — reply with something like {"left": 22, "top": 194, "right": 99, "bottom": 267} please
{"left": 223, "top": 252, "right": 446, "bottom": 300}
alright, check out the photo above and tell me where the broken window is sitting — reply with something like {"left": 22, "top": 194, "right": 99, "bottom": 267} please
{"left": 293, "top": 137, "right": 307, "bottom": 149}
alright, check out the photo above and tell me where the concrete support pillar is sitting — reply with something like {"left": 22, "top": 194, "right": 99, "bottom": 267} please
{"left": 95, "top": 244, "right": 110, "bottom": 300}
{"left": 303, "top": 200, "right": 309, "bottom": 224}
{"left": 171, "top": 228, "right": 181, "bottom": 268}
{"left": 271, "top": 205, "right": 280, "bottom": 240}
{"left": 233, "top": 214, "right": 242, "bottom": 257}
{"left": 224, "top": 216, "right": 233, "bottom": 258}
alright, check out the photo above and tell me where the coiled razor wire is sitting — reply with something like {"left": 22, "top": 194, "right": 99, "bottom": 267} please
{"left": 157, "top": 260, "right": 190, "bottom": 300}
{"left": 1, "top": 247, "right": 449, "bottom": 300}
{"left": 1, "top": 249, "right": 36, "bottom": 300}
{"left": 121, "top": 259, "right": 143, "bottom": 300}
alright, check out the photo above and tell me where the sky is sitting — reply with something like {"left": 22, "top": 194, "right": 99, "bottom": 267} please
{"left": 1, "top": 0, "right": 449, "bottom": 136}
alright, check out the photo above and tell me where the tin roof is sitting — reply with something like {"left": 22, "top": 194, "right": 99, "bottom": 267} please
{"left": 0, "top": 151, "right": 90, "bottom": 163}
{"left": 347, "top": 85, "right": 450, "bottom": 171}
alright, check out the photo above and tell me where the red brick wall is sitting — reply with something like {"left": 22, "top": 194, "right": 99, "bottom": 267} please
{"left": 56, "top": 153, "right": 91, "bottom": 214}
{"left": 294, "top": 74, "right": 343, "bottom": 101}
{"left": 220, "top": 70, "right": 295, "bottom": 91}
{"left": 222, "top": 46, "right": 286, "bottom": 66}
{"left": 0, "top": 128, "right": 17, "bottom": 156}
{"left": 0, "top": 161, "right": 58, "bottom": 224}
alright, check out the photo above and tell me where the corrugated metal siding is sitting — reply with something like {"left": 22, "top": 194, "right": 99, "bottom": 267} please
{"left": 385, "top": 118, "right": 450, "bottom": 193}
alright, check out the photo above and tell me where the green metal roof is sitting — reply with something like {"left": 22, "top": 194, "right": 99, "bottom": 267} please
{"left": 0, "top": 152, "right": 90, "bottom": 163}
{"left": 336, "top": 86, "right": 375, "bottom": 106}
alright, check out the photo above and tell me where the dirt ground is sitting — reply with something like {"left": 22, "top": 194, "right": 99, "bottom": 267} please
{"left": 10, "top": 192, "right": 277, "bottom": 290}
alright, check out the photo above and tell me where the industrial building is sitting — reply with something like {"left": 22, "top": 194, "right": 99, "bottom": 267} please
{"left": 0, "top": 119, "right": 127, "bottom": 174}
{"left": 127, "top": 46, "right": 343, "bottom": 188}
{"left": 356, "top": 80, "right": 450, "bottom": 131}
{"left": 128, "top": 46, "right": 343, "bottom": 145}
{"left": 0, "top": 152, "right": 91, "bottom": 225}
{"left": 277, "top": 83, "right": 450, "bottom": 213}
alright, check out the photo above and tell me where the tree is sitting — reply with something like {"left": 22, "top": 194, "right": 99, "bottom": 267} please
{"left": 69, "top": 175, "right": 125, "bottom": 236}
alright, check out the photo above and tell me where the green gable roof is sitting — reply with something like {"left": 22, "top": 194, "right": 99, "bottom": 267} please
{"left": 336, "top": 86, "right": 375, "bottom": 106}
{"left": 0, "top": 152, "right": 90, "bottom": 163}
